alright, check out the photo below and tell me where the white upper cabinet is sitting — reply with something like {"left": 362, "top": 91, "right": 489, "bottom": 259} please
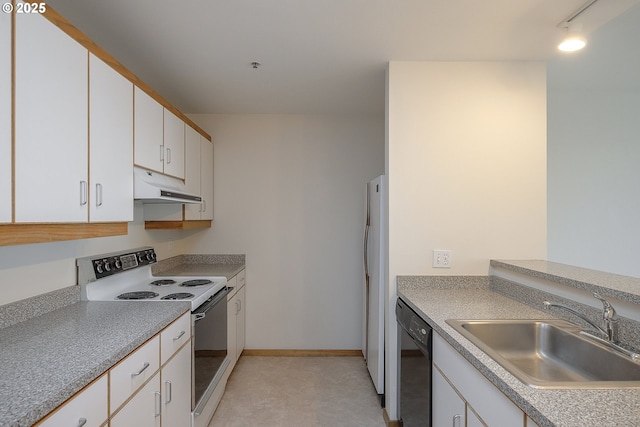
{"left": 0, "top": 8, "right": 11, "bottom": 223}
{"left": 14, "top": 9, "right": 89, "bottom": 223}
{"left": 163, "top": 109, "right": 185, "bottom": 179}
{"left": 200, "top": 139, "right": 214, "bottom": 220}
{"left": 134, "top": 87, "right": 164, "bottom": 174}
{"left": 185, "top": 126, "right": 213, "bottom": 221}
{"left": 89, "top": 54, "right": 134, "bottom": 222}
{"left": 184, "top": 126, "right": 202, "bottom": 220}
{"left": 134, "top": 87, "right": 186, "bottom": 180}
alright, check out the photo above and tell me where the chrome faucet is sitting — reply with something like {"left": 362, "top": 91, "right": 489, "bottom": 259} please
{"left": 543, "top": 292, "right": 619, "bottom": 343}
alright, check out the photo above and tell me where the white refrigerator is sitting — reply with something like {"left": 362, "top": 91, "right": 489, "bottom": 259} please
{"left": 363, "top": 175, "right": 385, "bottom": 395}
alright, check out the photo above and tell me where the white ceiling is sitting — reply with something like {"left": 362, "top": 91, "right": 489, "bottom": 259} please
{"left": 46, "top": 0, "right": 638, "bottom": 115}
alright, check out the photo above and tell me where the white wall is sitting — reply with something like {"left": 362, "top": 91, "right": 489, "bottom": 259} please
{"left": 0, "top": 204, "right": 189, "bottom": 305}
{"left": 184, "top": 114, "right": 385, "bottom": 350}
{"left": 546, "top": 3, "right": 640, "bottom": 278}
{"left": 547, "top": 89, "right": 640, "bottom": 277}
{"left": 385, "top": 61, "right": 548, "bottom": 416}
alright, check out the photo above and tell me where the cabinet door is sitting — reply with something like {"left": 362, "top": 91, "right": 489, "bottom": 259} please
{"left": 161, "top": 341, "right": 192, "bottom": 427}
{"left": 200, "top": 139, "right": 214, "bottom": 220}
{"left": 184, "top": 125, "right": 202, "bottom": 220}
{"left": 134, "top": 87, "right": 164, "bottom": 173}
{"left": 110, "top": 373, "right": 161, "bottom": 427}
{"left": 432, "top": 366, "right": 465, "bottom": 427}
{"left": 226, "top": 276, "right": 238, "bottom": 369}
{"left": 163, "top": 109, "right": 185, "bottom": 179}
{"left": 0, "top": 7, "right": 10, "bottom": 223}
{"left": 89, "top": 54, "right": 133, "bottom": 222}
{"left": 15, "top": 8, "right": 88, "bottom": 223}
{"left": 36, "top": 375, "right": 108, "bottom": 427}
{"left": 235, "top": 285, "right": 246, "bottom": 358}
{"left": 467, "top": 406, "right": 487, "bottom": 427}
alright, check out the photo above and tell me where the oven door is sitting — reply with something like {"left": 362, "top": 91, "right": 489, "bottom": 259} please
{"left": 192, "top": 286, "right": 232, "bottom": 415}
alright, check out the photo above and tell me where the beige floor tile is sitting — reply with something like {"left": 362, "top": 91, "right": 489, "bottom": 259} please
{"left": 208, "top": 356, "right": 387, "bottom": 427}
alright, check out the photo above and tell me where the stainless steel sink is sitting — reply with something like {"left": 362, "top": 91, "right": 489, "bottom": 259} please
{"left": 445, "top": 319, "right": 640, "bottom": 389}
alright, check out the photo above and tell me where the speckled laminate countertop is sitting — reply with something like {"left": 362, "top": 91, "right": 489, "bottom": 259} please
{"left": 492, "top": 260, "right": 640, "bottom": 304}
{"left": 152, "top": 254, "right": 245, "bottom": 281}
{"left": 0, "top": 301, "right": 190, "bottom": 427}
{"left": 398, "top": 282, "right": 640, "bottom": 427}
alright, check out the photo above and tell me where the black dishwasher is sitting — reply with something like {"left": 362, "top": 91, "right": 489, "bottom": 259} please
{"left": 396, "top": 298, "right": 432, "bottom": 427}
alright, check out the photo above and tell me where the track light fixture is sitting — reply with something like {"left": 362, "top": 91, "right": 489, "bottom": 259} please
{"left": 558, "top": 22, "right": 587, "bottom": 52}
{"left": 556, "top": 0, "right": 599, "bottom": 53}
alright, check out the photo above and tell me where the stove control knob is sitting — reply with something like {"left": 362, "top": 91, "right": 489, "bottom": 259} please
{"left": 95, "top": 262, "right": 104, "bottom": 274}
{"left": 114, "top": 259, "right": 122, "bottom": 269}
{"left": 138, "top": 253, "right": 145, "bottom": 263}
{"left": 146, "top": 252, "right": 153, "bottom": 261}
{"left": 104, "top": 261, "right": 112, "bottom": 272}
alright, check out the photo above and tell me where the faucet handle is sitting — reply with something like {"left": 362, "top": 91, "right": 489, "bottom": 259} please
{"left": 593, "top": 293, "right": 618, "bottom": 320}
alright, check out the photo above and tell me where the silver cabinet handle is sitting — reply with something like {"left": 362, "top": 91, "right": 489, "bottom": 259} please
{"left": 154, "top": 391, "right": 161, "bottom": 417}
{"left": 236, "top": 299, "right": 241, "bottom": 314}
{"left": 131, "top": 361, "right": 150, "bottom": 378}
{"left": 80, "top": 181, "right": 88, "bottom": 206}
{"left": 201, "top": 199, "right": 206, "bottom": 213}
{"left": 95, "top": 183, "right": 103, "bottom": 207}
{"left": 173, "top": 330, "right": 186, "bottom": 341}
{"left": 453, "top": 414, "right": 461, "bottom": 427}
{"left": 77, "top": 418, "right": 87, "bottom": 427}
{"left": 166, "top": 147, "right": 172, "bottom": 164}
{"left": 160, "top": 144, "right": 165, "bottom": 161}
{"left": 165, "top": 380, "right": 172, "bottom": 404}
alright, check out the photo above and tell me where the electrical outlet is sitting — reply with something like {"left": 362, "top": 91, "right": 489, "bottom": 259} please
{"left": 433, "top": 250, "right": 452, "bottom": 268}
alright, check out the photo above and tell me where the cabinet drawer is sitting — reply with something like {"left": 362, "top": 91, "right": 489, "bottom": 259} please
{"left": 36, "top": 374, "right": 107, "bottom": 427}
{"left": 110, "top": 335, "right": 160, "bottom": 413}
{"left": 161, "top": 312, "right": 191, "bottom": 365}
{"left": 433, "top": 333, "right": 522, "bottom": 426}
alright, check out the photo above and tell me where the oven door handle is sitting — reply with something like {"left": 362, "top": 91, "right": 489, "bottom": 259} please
{"left": 193, "top": 286, "right": 231, "bottom": 321}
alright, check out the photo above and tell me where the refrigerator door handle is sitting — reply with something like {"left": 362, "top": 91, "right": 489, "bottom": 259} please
{"left": 364, "top": 182, "right": 371, "bottom": 362}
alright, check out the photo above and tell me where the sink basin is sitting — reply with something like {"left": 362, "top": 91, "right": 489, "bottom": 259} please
{"left": 445, "top": 319, "right": 640, "bottom": 389}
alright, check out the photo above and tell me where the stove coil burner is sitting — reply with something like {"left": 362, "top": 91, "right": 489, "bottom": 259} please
{"left": 180, "top": 279, "right": 213, "bottom": 287}
{"left": 161, "top": 292, "right": 195, "bottom": 300}
{"left": 150, "top": 279, "right": 177, "bottom": 286}
{"left": 117, "top": 291, "right": 159, "bottom": 300}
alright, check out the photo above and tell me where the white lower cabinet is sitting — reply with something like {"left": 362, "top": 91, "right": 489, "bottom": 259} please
{"left": 526, "top": 416, "right": 541, "bottom": 427}
{"left": 433, "top": 333, "right": 525, "bottom": 427}
{"left": 226, "top": 270, "right": 246, "bottom": 377}
{"left": 432, "top": 366, "right": 466, "bottom": 427}
{"left": 37, "top": 313, "right": 192, "bottom": 427}
{"left": 35, "top": 374, "right": 108, "bottom": 427}
{"left": 110, "top": 335, "right": 160, "bottom": 412}
{"left": 110, "top": 373, "right": 161, "bottom": 427}
{"left": 161, "top": 342, "right": 192, "bottom": 427}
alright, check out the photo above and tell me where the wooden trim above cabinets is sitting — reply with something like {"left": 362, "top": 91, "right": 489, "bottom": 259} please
{"left": 28, "top": 1, "right": 211, "bottom": 142}
{"left": 0, "top": 223, "right": 128, "bottom": 247}
{"left": 144, "top": 220, "right": 212, "bottom": 231}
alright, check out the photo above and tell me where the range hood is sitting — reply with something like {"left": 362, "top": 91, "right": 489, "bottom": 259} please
{"left": 134, "top": 167, "right": 202, "bottom": 204}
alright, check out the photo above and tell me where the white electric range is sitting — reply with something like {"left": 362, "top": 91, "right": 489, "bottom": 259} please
{"left": 77, "top": 247, "right": 227, "bottom": 311}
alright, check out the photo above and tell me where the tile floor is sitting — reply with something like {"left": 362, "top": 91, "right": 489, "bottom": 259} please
{"left": 208, "top": 356, "right": 387, "bottom": 427}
